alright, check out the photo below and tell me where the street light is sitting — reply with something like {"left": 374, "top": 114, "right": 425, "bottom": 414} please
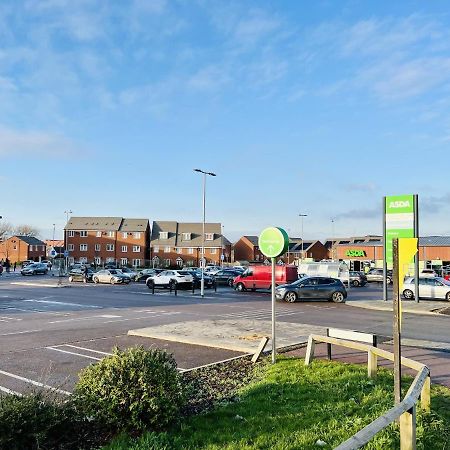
{"left": 299, "top": 214, "right": 308, "bottom": 262}
{"left": 64, "top": 210, "right": 72, "bottom": 272}
{"left": 331, "top": 218, "right": 336, "bottom": 261}
{"left": 194, "top": 168, "right": 217, "bottom": 298}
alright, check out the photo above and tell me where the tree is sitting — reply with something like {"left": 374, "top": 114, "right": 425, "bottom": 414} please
{"left": 0, "top": 222, "right": 13, "bottom": 241}
{"left": 14, "top": 225, "right": 40, "bottom": 238}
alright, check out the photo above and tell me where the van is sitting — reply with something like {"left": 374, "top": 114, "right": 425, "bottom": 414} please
{"left": 233, "top": 265, "right": 298, "bottom": 292}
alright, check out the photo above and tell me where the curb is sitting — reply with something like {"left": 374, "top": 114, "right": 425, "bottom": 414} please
{"left": 347, "top": 301, "right": 444, "bottom": 317}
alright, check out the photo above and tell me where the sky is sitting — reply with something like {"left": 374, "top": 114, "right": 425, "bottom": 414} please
{"left": 1, "top": 0, "right": 450, "bottom": 242}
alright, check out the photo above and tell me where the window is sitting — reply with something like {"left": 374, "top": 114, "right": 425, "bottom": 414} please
{"left": 199, "top": 248, "right": 204, "bottom": 254}
{"left": 96, "top": 231, "right": 102, "bottom": 237}
{"left": 182, "top": 232, "right": 191, "bottom": 241}
{"left": 121, "top": 245, "right": 128, "bottom": 252}
{"left": 107, "top": 231, "right": 115, "bottom": 238}
{"left": 164, "top": 246, "right": 170, "bottom": 253}
{"left": 106, "top": 244, "right": 114, "bottom": 252}
{"left": 153, "top": 246, "right": 159, "bottom": 253}
{"left": 80, "top": 231, "right": 88, "bottom": 237}
{"left": 68, "top": 231, "right": 75, "bottom": 237}
{"left": 106, "top": 257, "right": 115, "bottom": 263}
{"left": 95, "top": 257, "right": 101, "bottom": 265}
{"left": 164, "top": 259, "right": 171, "bottom": 267}
{"left": 132, "top": 259, "right": 141, "bottom": 267}
{"left": 176, "top": 248, "right": 182, "bottom": 254}
{"left": 68, "top": 244, "right": 74, "bottom": 251}
{"left": 210, "top": 248, "right": 217, "bottom": 254}
{"left": 68, "top": 257, "right": 74, "bottom": 265}
{"left": 133, "top": 232, "right": 141, "bottom": 239}
{"left": 159, "top": 231, "right": 168, "bottom": 240}
{"left": 205, "top": 233, "right": 214, "bottom": 241}
{"left": 80, "top": 244, "right": 88, "bottom": 251}
{"left": 13, "top": 245, "right": 17, "bottom": 250}
{"left": 79, "top": 257, "right": 87, "bottom": 263}
{"left": 133, "top": 245, "right": 141, "bottom": 252}
{"left": 188, "top": 248, "right": 194, "bottom": 254}
{"left": 121, "top": 258, "right": 128, "bottom": 266}
{"left": 122, "top": 232, "right": 127, "bottom": 239}
{"left": 95, "top": 244, "right": 101, "bottom": 251}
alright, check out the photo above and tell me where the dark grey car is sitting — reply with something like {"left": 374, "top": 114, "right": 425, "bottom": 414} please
{"left": 275, "top": 276, "right": 347, "bottom": 303}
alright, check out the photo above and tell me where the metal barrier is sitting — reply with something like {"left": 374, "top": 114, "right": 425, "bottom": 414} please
{"left": 304, "top": 334, "right": 431, "bottom": 450}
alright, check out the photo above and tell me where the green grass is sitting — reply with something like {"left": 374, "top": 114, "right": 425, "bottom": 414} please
{"left": 104, "top": 357, "right": 450, "bottom": 450}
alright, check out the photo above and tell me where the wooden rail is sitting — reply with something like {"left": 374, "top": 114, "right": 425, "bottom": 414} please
{"left": 304, "top": 334, "right": 431, "bottom": 450}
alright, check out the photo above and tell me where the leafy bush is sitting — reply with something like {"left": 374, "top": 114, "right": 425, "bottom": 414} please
{"left": 73, "top": 346, "right": 186, "bottom": 433}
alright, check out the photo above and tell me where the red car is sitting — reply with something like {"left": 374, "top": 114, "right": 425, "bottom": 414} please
{"left": 233, "top": 265, "right": 299, "bottom": 292}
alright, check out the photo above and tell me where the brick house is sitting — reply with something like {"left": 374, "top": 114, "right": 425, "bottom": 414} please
{"left": 65, "top": 217, "right": 150, "bottom": 267}
{"left": 233, "top": 236, "right": 265, "bottom": 263}
{"left": 0, "top": 236, "right": 47, "bottom": 264}
{"left": 150, "top": 221, "right": 230, "bottom": 268}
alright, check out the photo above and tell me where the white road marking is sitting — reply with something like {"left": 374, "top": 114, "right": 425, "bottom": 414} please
{"left": 61, "top": 344, "right": 112, "bottom": 356}
{"left": 0, "top": 329, "right": 42, "bottom": 336}
{"left": 0, "top": 316, "right": 22, "bottom": 321}
{"left": 0, "top": 385, "right": 22, "bottom": 396}
{"left": 11, "top": 282, "right": 60, "bottom": 288}
{"left": 24, "top": 299, "right": 101, "bottom": 308}
{"left": 0, "top": 369, "right": 71, "bottom": 396}
{"left": 102, "top": 313, "right": 175, "bottom": 323}
{"left": 48, "top": 314, "right": 121, "bottom": 324}
{"left": 46, "top": 347, "right": 102, "bottom": 361}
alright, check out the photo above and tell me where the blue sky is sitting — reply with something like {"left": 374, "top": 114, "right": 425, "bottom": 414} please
{"left": 1, "top": 0, "right": 450, "bottom": 241}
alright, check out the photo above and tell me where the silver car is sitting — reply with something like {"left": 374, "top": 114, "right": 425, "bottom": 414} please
{"left": 403, "top": 277, "right": 450, "bottom": 301}
{"left": 92, "top": 269, "right": 130, "bottom": 285}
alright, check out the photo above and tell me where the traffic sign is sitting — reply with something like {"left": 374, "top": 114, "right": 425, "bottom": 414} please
{"left": 50, "top": 250, "right": 57, "bottom": 257}
{"left": 64, "top": 250, "right": 69, "bottom": 257}
{"left": 220, "top": 254, "right": 225, "bottom": 261}
{"left": 258, "top": 227, "right": 289, "bottom": 258}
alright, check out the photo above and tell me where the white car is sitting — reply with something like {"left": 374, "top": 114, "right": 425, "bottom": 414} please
{"left": 204, "top": 266, "right": 221, "bottom": 276}
{"left": 92, "top": 269, "right": 130, "bottom": 285}
{"left": 420, "top": 269, "right": 438, "bottom": 278}
{"left": 146, "top": 270, "right": 193, "bottom": 289}
{"left": 403, "top": 277, "right": 450, "bottom": 301}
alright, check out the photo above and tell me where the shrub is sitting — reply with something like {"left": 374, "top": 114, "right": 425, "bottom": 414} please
{"left": 73, "top": 346, "right": 186, "bottom": 433}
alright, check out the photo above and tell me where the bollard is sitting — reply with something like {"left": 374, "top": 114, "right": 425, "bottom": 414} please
{"left": 152, "top": 282, "right": 155, "bottom": 294}
{"left": 214, "top": 281, "right": 217, "bottom": 293}
{"left": 192, "top": 282, "right": 195, "bottom": 294}
{"left": 169, "top": 282, "right": 172, "bottom": 293}
{"left": 174, "top": 282, "right": 177, "bottom": 296}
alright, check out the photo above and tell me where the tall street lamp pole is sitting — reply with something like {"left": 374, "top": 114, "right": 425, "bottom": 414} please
{"left": 194, "top": 169, "right": 216, "bottom": 298}
{"left": 299, "top": 214, "right": 308, "bottom": 262}
{"left": 331, "top": 218, "right": 336, "bottom": 261}
{"left": 64, "top": 210, "right": 72, "bottom": 272}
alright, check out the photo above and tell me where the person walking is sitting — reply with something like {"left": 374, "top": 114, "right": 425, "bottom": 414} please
{"left": 5, "top": 259, "right": 10, "bottom": 273}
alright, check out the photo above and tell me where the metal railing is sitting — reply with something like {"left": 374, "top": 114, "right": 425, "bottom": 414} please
{"left": 304, "top": 334, "right": 431, "bottom": 450}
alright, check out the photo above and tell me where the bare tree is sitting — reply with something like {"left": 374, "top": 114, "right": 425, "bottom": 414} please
{"left": 0, "top": 222, "right": 13, "bottom": 241}
{"left": 14, "top": 224, "right": 40, "bottom": 238}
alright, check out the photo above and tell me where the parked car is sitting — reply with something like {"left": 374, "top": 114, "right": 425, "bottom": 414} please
{"left": 41, "top": 260, "right": 52, "bottom": 268}
{"left": 22, "top": 260, "right": 35, "bottom": 267}
{"left": 214, "top": 269, "right": 244, "bottom": 287}
{"left": 104, "top": 262, "right": 118, "bottom": 269}
{"left": 146, "top": 270, "right": 193, "bottom": 289}
{"left": 136, "top": 268, "right": 163, "bottom": 282}
{"left": 275, "top": 276, "right": 347, "bottom": 303}
{"left": 118, "top": 267, "right": 138, "bottom": 281}
{"left": 366, "top": 268, "right": 392, "bottom": 284}
{"left": 68, "top": 268, "right": 95, "bottom": 283}
{"left": 92, "top": 269, "right": 130, "bottom": 284}
{"left": 233, "top": 265, "right": 298, "bottom": 291}
{"left": 21, "top": 263, "right": 48, "bottom": 276}
{"left": 189, "top": 270, "right": 215, "bottom": 289}
{"left": 343, "top": 271, "right": 367, "bottom": 287}
{"left": 420, "top": 269, "right": 438, "bottom": 278}
{"left": 402, "top": 277, "right": 450, "bottom": 301}
{"left": 204, "top": 266, "right": 221, "bottom": 276}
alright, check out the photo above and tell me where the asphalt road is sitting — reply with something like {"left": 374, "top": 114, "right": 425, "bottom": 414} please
{"left": 1, "top": 274, "right": 449, "bottom": 395}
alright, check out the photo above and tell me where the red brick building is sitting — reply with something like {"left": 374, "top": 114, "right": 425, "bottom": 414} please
{"left": 0, "top": 236, "right": 47, "bottom": 264}
{"left": 150, "top": 221, "right": 230, "bottom": 268}
{"left": 65, "top": 217, "right": 150, "bottom": 267}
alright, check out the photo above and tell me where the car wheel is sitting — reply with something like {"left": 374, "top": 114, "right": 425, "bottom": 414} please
{"left": 387, "top": 277, "right": 392, "bottom": 284}
{"left": 227, "top": 279, "right": 234, "bottom": 287}
{"left": 146, "top": 280, "right": 154, "bottom": 289}
{"left": 68, "top": 276, "right": 73, "bottom": 282}
{"left": 352, "top": 280, "right": 360, "bottom": 287}
{"left": 403, "top": 289, "right": 414, "bottom": 300}
{"left": 236, "top": 283, "right": 246, "bottom": 292}
{"left": 446, "top": 292, "right": 450, "bottom": 302}
{"left": 93, "top": 277, "right": 99, "bottom": 284}
{"left": 331, "top": 291, "right": 345, "bottom": 303}
{"left": 110, "top": 278, "right": 115, "bottom": 284}
{"left": 284, "top": 291, "right": 297, "bottom": 303}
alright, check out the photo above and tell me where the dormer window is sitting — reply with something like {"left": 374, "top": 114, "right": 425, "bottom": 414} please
{"left": 182, "top": 233, "right": 191, "bottom": 241}
{"left": 159, "top": 231, "right": 169, "bottom": 240}
{"left": 205, "top": 233, "right": 214, "bottom": 241}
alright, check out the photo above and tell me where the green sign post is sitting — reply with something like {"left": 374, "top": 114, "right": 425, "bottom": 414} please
{"left": 259, "top": 227, "right": 289, "bottom": 364}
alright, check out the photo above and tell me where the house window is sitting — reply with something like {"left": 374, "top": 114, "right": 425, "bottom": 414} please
{"left": 68, "top": 257, "right": 75, "bottom": 265}
{"left": 95, "top": 257, "right": 101, "bottom": 265}
{"left": 68, "top": 231, "right": 75, "bottom": 237}
{"left": 132, "top": 259, "right": 141, "bottom": 267}
{"left": 96, "top": 231, "right": 102, "bottom": 237}
{"left": 199, "top": 248, "right": 204, "bottom": 254}
{"left": 210, "top": 248, "right": 217, "bottom": 254}
{"left": 159, "top": 231, "right": 168, "bottom": 240}
{"left": 164, "top": 246, "right": 170, "bottom": 253}
{"left": 176, "top": 258, "right": 183, "bottom": 267}
{"left": 107, "top": 231, "right": 115, "bottom": 238}
{"left": 68, "top": 244, "right": 74, "bottom": 251}
{"left": 79, "top": 257, "right": 88, "bottom": 263}
{"left": 80, "top": 231, "right": 88, "bottom": 237}
{"left": 153, "top": 246, "right": 159, "bottom": 253}
{"left": 188, "top": 248, "right": 194, "bottom": 254}
{"left": 121, "top": 245, "right": 128, "bottom": 252}
{"left": 133, "top": 232, "right": 141, "bottom": 239}
{"left": 182, "top": 233, "right": 191, "bottom": 241}
{"left": 121, "top": 258, "right": 128, "bottom": 266}
{"left": 205, "top": 233, "right": 214, "bottom": 241}
{"left": 13, "top": 245, "right": 17, "bottom": 250}
{"left": 164, "top": 259, "right": 171, "bottom": 267}
{"left": 122, "top": 232, "right": 127, "bottom": 239}
{"left": 133, "top": 245, "right": 141, "bottom": 252}
{"left": 106, "top": 257, "right": 115, "bottom": 263}
{"left": 95, "top": 244, "right": 101, "bottom": 251}
{"left": 106, "top": 244, "right": 114, "bottom": 251}
{"left": 80, "top": 244, "right": 88, "bottom": 251}
{"left": 176, "top": 248, "right": 182, "bottom": 254}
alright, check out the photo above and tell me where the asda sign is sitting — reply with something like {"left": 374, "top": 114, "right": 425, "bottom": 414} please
{"left": 346, "top": 249, "right": 367, "bottom": 257}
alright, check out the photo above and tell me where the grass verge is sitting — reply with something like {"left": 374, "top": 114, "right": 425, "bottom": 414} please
{"left": 104, "top": 357, "right": 450, "bottom": 450}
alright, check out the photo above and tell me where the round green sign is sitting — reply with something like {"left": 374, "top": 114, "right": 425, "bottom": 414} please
{"left": 258, "top": 227, "right": 289, "bottom": 258}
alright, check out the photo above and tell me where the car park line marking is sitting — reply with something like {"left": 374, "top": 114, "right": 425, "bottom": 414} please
{"left": 11, "top": 282, "right": 61, "bottom": 288}
{"left": 24, "top": 299, "right": 101, "bottom": 308}
{"left": 61, "top": 345, "right": 113, "bottom": 356}
{"left": 0, "top": 329, "right": 42, "bottom": 336}
{"left": 0, "top": 385, "right": 22, "bottom": 396}
{"left": 48, "top": 314, "right": 122, "bottom": 324}
{"left": 0, "top": 369, "right": 71, "bottom": 396}
{"left": 46, "top": 347, "right": 102, "bottom": 361}
{"left": 0, "top": 316, "right": 22, "bottom": 321}
{"left": 102, "top": 313, "right": 177, "bottom": 323}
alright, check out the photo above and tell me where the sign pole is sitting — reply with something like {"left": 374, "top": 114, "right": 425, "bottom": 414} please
{"left": 393, "top": 238, "right": 402, "bottom": 405}
{"left": 271, "top": 256, "right": 276, "bottom": 364}
{"left": 414, "top": 195, "right": 420, "bottom": 303}
{"left": 383, "top": 196, "right": 388, "bottom": 302}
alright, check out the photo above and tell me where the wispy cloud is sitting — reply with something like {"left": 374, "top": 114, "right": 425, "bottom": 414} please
{"left": 422, "top": 193, "right": 450, "bottom": 213}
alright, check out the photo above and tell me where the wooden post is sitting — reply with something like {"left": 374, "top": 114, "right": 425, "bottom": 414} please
{"left": 420, "top": 376, "right": 431, "bottom": 412}
{"left": 367, "top": 350, "right": 378, "bottom": 378}
{"left": 251, "top": 336, "right": 269, "bottom": 363}
{"left": 400, "top": 406, "right": 416, "bottom": 450}
{"left": 305, "top": 335, "right": 315, "bottom": 365}
{"left": 393, "top": 238, "right": 402, "bottom": 405}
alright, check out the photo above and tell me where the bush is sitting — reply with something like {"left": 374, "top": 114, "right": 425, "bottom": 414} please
{"left": 73, "top": 346, "right": 186, "bottom": 433}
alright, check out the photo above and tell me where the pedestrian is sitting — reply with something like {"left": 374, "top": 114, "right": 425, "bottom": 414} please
{"left": 48, "top": 260, "right": 52, "bottom": 271}
{"left": 5, "top": 259, "right": 10, "bottom": 273}
{"left": 83, "top": 265, "right": 89, "bottom": 283}
{"left": 13, "top": 262, "right": 16, "bottom": 272}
